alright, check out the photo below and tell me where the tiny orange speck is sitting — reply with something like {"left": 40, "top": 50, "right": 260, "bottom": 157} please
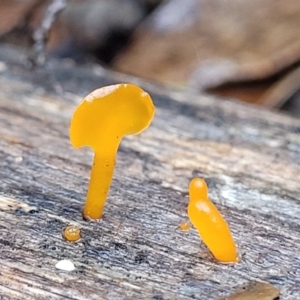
{"left": 63, "top": 225, "right": 81, "bottom": 242}
{"left": 179, "top": 222, "right": 190, "bottom": 231}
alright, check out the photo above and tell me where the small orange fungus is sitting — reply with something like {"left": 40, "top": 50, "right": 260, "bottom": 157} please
{"left": 188, "top": 178, "right": 238, "bottom": 263}
{"left": 63, "top": 225, "right": 81, "bottom": 242}
{"left": 179, "top": 222, "right": 190, "bottom": 231}
{"left": 70, "top": 84, "right": 155, "bottom": 220}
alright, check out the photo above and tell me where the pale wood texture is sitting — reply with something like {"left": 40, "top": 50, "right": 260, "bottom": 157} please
{"left": 0, "top": 45, "right": 299, "bottom": 299}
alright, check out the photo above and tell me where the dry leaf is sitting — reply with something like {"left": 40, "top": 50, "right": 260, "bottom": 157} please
{"left": 218, "top": 281, "right": 280, "bottom": 300}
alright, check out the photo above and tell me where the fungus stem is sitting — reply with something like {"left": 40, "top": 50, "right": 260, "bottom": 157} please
{"left": 83, "top": 150, "right": 116, "bottom": 220}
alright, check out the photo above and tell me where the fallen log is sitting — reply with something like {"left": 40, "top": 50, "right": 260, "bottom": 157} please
{"left": 0, "top": 45, "right": 299, "bottom": 299}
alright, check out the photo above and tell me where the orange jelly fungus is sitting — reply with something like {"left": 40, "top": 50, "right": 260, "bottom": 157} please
{"left": 188, "top": 178, "right": 238, "bottom": 263}
{"left": 70, "top": 84, "right": 155, "bottom": 220}
{"left": 63, "top": 225, "right": 81, "bottom": 242}
{"left": 179, "top": 222, "right": 191, "bottom": 231}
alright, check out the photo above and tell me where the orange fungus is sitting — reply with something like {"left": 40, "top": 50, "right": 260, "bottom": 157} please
{"left": 63, "top": 225, "right": 81, "bottom": 242}
{"left": 179, "top": 222, "right": 190, "bottom": 231}
{"left": 188, "top": 178, "right": 238, "bottom": 263}
{"left": 70, "top": 84, "right": 155, "bottom": 220}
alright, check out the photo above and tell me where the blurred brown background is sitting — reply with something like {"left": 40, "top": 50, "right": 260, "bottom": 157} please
{"left": 1, "top": 0, "right": 300, "bottom": 116}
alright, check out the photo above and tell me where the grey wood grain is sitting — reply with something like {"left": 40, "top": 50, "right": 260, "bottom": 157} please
{"left": 0, "top": 45, "right": 299, "bottom": 299}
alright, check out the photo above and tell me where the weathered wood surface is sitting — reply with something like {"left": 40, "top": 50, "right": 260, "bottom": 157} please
{"left": 0, "top": 44, "right": 300, "bottom": 299}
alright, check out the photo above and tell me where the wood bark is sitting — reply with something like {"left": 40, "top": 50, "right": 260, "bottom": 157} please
{"left": 0, "top": 45, "right": 299, "bottom": 299}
